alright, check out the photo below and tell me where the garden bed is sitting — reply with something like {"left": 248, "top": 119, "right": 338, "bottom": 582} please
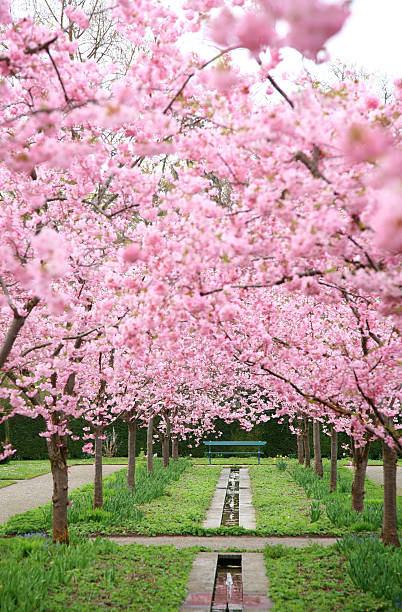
{"left": 249, "top": 460, "right": 402, "bottom": 536}
{"left": 264, "top": 542, "right": 395, "bottom": 611}
{"left": 0, "top": 535, "right": 198, "bottom": 612}
{"left": 0, "top": 459, "right": 222, "bottom": 537}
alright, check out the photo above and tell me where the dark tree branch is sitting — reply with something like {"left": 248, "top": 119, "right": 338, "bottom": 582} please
{"left": 294, "top": 145, "right": 331, "bottom": 183}
{"left": 266, "top": 74, "right": 294, "bottom": 108}
{"left": 0, "top": 296, "right": 39, "bottom": 370}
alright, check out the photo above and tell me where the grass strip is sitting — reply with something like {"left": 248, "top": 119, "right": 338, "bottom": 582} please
{"left": 192, "top": 456, "right": 274, "bottom": 464}
{"left": 249, "top": 463, "right": 341, "bottom": 535}
{"left": 0, "top": 458, "right": 131, "bottom": 480}
{"left": 0, "top": 535, "right": 198, "bottom": 612}
{"left": 0, "top": 460, "right": 54, "bottom": 480}
{"left": 264, "top": 543, "right": 391, "bottom": 611}
{"left": 0, "top": 480, "right": 15, "bottom": 489}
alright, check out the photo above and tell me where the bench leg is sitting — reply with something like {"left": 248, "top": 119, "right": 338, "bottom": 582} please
{"left": 209, "top": 451, "right": 211, "bottom": 465}
{"left": 258, "top": 450, "right": 260, "bottom": 465}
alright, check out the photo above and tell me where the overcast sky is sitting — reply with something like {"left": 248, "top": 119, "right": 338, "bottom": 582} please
{"left": 326, "top": 0, "right": 402, "bottom": 78}
{"left": 180, "top": 0, "right": 402, "bottom": 86}
{"left": 13, "top": 0, "right": 402, "bottom": 81}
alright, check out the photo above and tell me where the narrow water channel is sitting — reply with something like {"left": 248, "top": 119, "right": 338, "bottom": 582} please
{"left": 220, "top": 467, "right": 239, "bottom": 526}
{"left": 211, "top": 555, "right": 243, "bottom": 612}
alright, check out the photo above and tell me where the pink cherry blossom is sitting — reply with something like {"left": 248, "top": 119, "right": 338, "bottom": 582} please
{"left": 64, "top": 6, "right": 90, "bottom": 30}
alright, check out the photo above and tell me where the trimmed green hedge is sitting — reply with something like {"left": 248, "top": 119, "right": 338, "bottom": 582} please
{"left": 0, "top": 414, "right": 383, "bottom": 460}
{"left": 0, "top": 416, "right": 147, "bottom": 460}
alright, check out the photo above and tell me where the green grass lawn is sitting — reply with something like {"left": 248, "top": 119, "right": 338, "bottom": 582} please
{"left": 132, "top": 464, "right": 221, "bottom": 535}
{"left": 340, "top": 458, "right": 402, "bottom": 467}
{"left": 0, "top": 536, "right": 197, "bottom": 612}
{"left": 3, "top": 458, "right": 401, "bottom": 538}
{"left": 65, "top": 462, "right": 222, "bottom": 537}
{"left": 0, "top": 460, "right": 54, "bottom": 480}
{"left": 264, "top": 543, "right": 392, "bottom": 611}
{"left": 0, "top": 480, "right": 15, "bottom": 489}
{"left": 249, "top": 463, "right": 341, "bottom": 535}
{"left": 192, "top": 456, "right": 275, "bottom": 464}
{"left": 0, "top": 458, "right": 130, "bottom": 481}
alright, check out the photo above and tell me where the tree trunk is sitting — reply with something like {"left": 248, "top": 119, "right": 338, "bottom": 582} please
{"left": 4, "top": 419, "right": 10, "bottom": 445}
{"left": 94, "top": 428, "right": 103, "bottom": 509}
{"left": 127, "top": 420, "right": 137, "bottom": 489}
{"left": 381, "top": 438, "right": 400, "bottom": 547}
{"left": 313, "top": 421, "right": 323, "bottom": 478}
{"left": 162, "top": 437, "right": 169, "bottom": 467}
{"left": 162, "top": 415, "right": 171, "bottom": 467}
{"left": 351, "top": 441, "right": 370, "bottom": 513}
{"left": 303, "top": 417, "right": 311, "bottom": 468}
{"left": 172, "top": 437, "right": 179, "bottom": 460}
{"left": 47, "top": 436, "right": 69, "bottom": 544}
{"left": 329, "top": 426, "right": 338, "bottom": 493}
{"left": 147, "top": 417, "right": 153, "bottom": 474}
{"left": 297, "top": 417, "right": 304, "bottom": 465}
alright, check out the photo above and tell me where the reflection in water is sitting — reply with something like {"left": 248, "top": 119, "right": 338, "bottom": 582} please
{"left": 221, "top": 468, "right": 239, "bottom": 527}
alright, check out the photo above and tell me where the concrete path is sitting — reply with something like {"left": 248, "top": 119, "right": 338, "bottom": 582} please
{"left": 346, "top": 465, "right": 402, "bottom": 495}
{"left": 108, "top": 535, "right": 338, "bottom": 549}
{"left": 203, "top": 468, "right": 229, "bottom": 528}
{"left": 0, "top": 464, "right": 125, "bottom": 524}
{"left": 366, "top": 465, "right": 402, "bottom": 494}
{"left": 239, "top": 469, "right": 256, "bottom": 529}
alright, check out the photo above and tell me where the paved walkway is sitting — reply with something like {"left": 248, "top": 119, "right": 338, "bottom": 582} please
{"left": 347, "top": 465, "right": 402, "bottom": 495}
{"left": 108, "top": 535, "right": 338, "bottom": 549}
{"left": 0, "top": 464, "right": 124, "bottom": 524}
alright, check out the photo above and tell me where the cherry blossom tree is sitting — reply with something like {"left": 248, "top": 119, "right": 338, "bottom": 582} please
{"left": 1, "top": 0, "right": 401, "bottom": 549}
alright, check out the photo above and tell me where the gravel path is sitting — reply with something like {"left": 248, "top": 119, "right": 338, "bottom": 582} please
{"left": 107, "top": 535, "right": 338, "bottom": 549}
{"left": 346, "top": 465, "right": 402, "bottom": 495}
{"left": 0, "top": 464, "right": 125, "bottom": 524}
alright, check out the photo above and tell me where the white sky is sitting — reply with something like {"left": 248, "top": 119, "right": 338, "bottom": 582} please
{"left": 180, "top": 0, "right": 402, "bottom": 86}
{"left": 12, "top": 0, "right": 402, "bottom": 81}
{"left": 327, "top": 0, "right": 402, "bottom": 79}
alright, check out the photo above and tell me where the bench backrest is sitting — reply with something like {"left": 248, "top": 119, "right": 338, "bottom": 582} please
{"left": 203, "top": 441, "right": 266, "bottom": 447}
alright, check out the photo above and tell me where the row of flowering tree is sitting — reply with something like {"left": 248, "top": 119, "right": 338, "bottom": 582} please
{"left": 0, "top": 0, "right": 400, "bottom": 547}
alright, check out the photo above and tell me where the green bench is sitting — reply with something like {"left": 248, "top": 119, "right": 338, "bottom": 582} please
{"left": 203, "top": 441, "right": 266, "bottom": 465}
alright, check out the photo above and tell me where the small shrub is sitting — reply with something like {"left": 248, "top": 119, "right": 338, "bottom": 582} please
{"left": 325, "top": 500, "right": 355, "bottom": 527}
{"left": 310, "top": 501, "right": 322, "bottom": 522}
{"left": 275, "top": 458, "right": 287, "bottom": 471}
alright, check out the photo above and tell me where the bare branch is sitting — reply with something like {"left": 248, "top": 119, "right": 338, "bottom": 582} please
{"left": 266, "top": 74, "right": 294, "bottom": 109}
{"left": 294, "top": 145, "right": 331, "bottom": 184}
